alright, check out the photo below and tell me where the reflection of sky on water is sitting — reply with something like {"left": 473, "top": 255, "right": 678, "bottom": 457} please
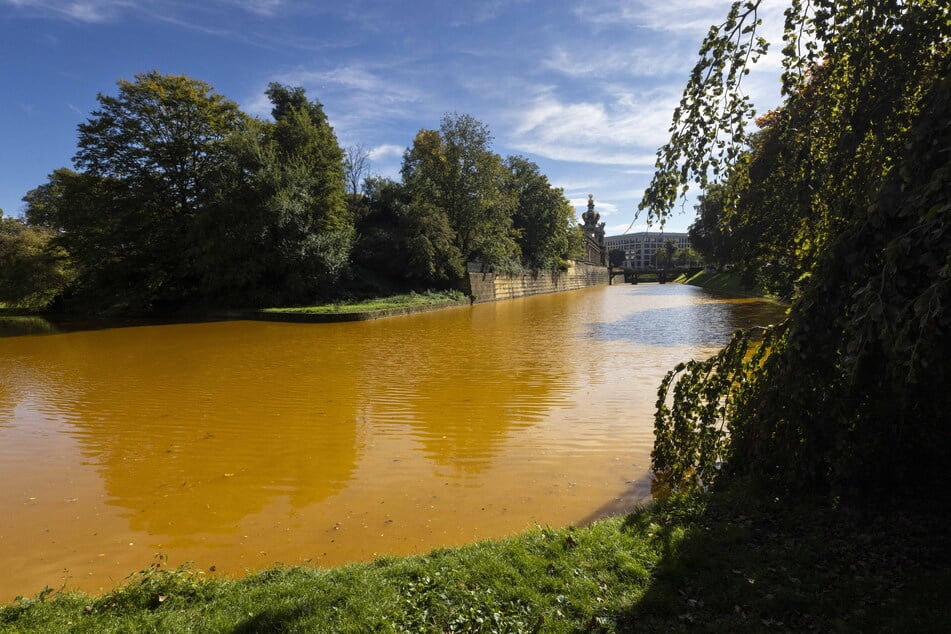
{"left": 588, "top": 298, "right": 786, "bottom": 347}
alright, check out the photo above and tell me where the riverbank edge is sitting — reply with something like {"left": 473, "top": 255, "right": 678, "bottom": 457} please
{"left": 237, "top": 299, "right": 472, "bottom": 323}
{"left": 675, "top": 270, "right": 775, "bottom": 299}
{"left": 2, "top": 487, "right": 948, "bottom": 632}
{"left": 0, "top": 296, "right": 472, "bottom": 328}
{"left": 1, "top": 267, "right": 610, "bottom": 326}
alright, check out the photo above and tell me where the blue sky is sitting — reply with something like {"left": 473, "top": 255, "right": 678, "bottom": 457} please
{"left": 1, "top": 0, "right": 785, "bottom": 234}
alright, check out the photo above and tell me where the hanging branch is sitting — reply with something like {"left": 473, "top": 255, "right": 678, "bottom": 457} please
{"left": 639, "top": 1, "right": 772, "bottom": 225}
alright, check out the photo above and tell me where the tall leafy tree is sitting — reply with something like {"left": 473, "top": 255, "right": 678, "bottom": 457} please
{"left": 23, "top": 167, "right": 144, "bottom": 310}
{"left": 688, "top": 184, "right": 734, "bottom": 270}
{"left": 402, "top": 114, "right": 519, "bottom": 268}
{"left": 264, "top": 82, "right": 350, "bottom": 236}
{"left": 354, "top": 177, "right": 462, "bottom": 286}
{"left": 30, "top": 72, "right": 246, "bottom": 311}
{"left": 196, "top": 84, "right": 352, "bottom": 305}
{"left": 505, "top": 155, "right": 576, "bottom": 271}
{"left": 24, "top": 76, "right": 351, "bottom": 310}
{"left": 608, "top": 248, "right": 626, "bottom": 268}
{"left": 75, "top": 71, "right": 245, "bottom": 220}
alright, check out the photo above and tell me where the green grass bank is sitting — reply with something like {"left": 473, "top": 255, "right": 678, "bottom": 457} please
{"left": 3, "top": 488, "right": 948, "bottom": 633}
{"left": 0, "top": 291, "right": 471, "bottom": 327}
{"left": 248, "top": 290, "right": 470, "bottom": 323}
{"left": 674, "top": 270, "right": 770, "bottom": 298}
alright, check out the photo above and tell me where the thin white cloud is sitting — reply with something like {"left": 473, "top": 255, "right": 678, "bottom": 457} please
{"left": 507, "top": 86, "right": 678, "bottom": 166}
{"left": 293, "top": 66, "right": 421, "bottom": 104}
{"left": 570, "top": 197, "right": 618, "bottom": 216}
{"left": 553, "top": 178, "right": 607, "bottom": 192}
{"left": 368, "top": 144, "right": 404, "bottom": 161}
{"left": 225, "top": 0, "right": 283, "bottom": 16}
{"left": 241, "top": 91, "right": 273, "bottom": 118}
{"left": 241, "top": 62, "right": 435, "bottom": 153}
{"left": 448, "top": 0, "right": 527, "bottom": 26}
{"left": 575, "top": 0, "right": 732, "bottom": 34}
{"left": 572, "top": 0, "right": 788, "bottom": 76}
{"left": 606, "top": 222, "right": 651, "bottom": 235}
{"left": 291, "top": 64, "right": 431, "bottom": 132}
{"left": 543, "top": 45, "right": 692, "bottom": 79}
{"left": 66, "top": 1, "right": 115, "bottom": 21}
{"left": 2, "top": 0, "right": 127, "bottom": 22}
{"left": 243, "top": 64, "right": 423, "bottom": 118}
{"left": 2, "top": 0, "right": 292, "bottom": 22}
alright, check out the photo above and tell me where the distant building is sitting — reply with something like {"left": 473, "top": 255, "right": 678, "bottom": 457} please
{"left": 604, "top": 231, "right": 691, "bottom": 270}
{"left": 579, "top": 194, "right": 606, "bottom": 266}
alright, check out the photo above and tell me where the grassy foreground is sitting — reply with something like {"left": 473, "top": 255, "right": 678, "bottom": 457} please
{"left": 2, "top": 489, "right": 948, "bottom": 633}
{"left": 260, "top": 290, "right": 467, "bottom": 315}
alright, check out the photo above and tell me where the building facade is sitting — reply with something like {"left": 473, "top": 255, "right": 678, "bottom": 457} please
{"left": 579, "top": 194, "right": 606, "bottom": 266}
{"left": 604, "top": 231, "right": 691, "bottom": 270}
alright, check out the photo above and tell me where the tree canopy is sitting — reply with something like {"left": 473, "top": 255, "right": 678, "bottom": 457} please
{"left": 22, "top": 74, "right": 351, "bottom": 312}
{"left": 400, "top": 114, "right": 581, "bottom": 274}
{"left": 505, "top": 156, "right": 577, "bottom": 271}
{"left": 194, "top": 84, "right": 352, "bottom": 306}
{"left": 650, "top": 0, "right": 951, "bottom": 500}
{"left": 13, "top": 77, "right": 580, "bottom": 312}
{"left": 401, "top": 114, "right": 520, "bottom": 269}
{"left": 0, "top": 212, "right": 72, "bottom": 309}
{"left": 354, "top": 176, "right": 463, "bottom": 286}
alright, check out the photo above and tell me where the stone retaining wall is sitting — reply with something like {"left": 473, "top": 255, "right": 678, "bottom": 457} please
{"left": 462, "top": 261, "right": 609, "bottom": 303}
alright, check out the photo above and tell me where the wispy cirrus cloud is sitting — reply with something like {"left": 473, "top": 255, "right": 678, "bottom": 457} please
{"left": 447, "top": 0, "right": 530, "bottom": 26}
{"left": 2, "top": 0, "right": 292, "bottom": 22}
{"left": 368, "top": 144, "right": 404, "bottom": 161}
{"left": 574, "top": 0, "right": 734, "bottom": 34}
{"left": 569, "top": 197, "right": 618, "bottom": 216}
{"left": 241, "top": 62, "right": 436, "bottom": 162}
{"left": 244, "top": 64, "right": 427, "bottom": 123}
{"left": 224, "top": 0, "right": 284, "bottom": 17}
{"left": 573, "top": 0, "right": 790, "bottom": 75}
{"left": 507, "top": 85, "right": 678, "bottom": 166}
{"left": 2, "top": 0, "right": 129, "bottom": 22}
{"left": 296, "top": 66, "right": 421, "bottom": 102}
{"left": 542, "top": 45, "right": 693, "bottom": 79}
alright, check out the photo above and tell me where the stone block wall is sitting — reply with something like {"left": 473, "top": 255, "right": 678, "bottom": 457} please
{"left": 462, "top": 261, "right": 609, "bottom": 303}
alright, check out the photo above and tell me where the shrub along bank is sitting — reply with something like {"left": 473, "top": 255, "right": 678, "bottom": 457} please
{"left": 2, "top": 487, "right": 948, "bottom": 633}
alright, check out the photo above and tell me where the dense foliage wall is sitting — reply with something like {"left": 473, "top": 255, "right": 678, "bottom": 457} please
{"left": 648, "top": 0, "right": 951, "bottom": 500}
{"left": 8, "top": 78, "right": 580, "bottom": 313}
{"left": 354, "top": 113, "right": 582, "bottom": 289}
{"left": 21, "top": 73, "right": 350, "bottom": 313}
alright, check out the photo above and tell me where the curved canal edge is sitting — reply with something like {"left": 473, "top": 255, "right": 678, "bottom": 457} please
{"left": 245, "top": 299, "right": 473, "bottom": 323}
{"left": 237, "top": 261, "right": 611, "bottom": 323}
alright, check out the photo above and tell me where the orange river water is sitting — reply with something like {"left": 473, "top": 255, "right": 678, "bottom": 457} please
{"left": 0, "top": 284, "right": 785, "bottom": 601}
